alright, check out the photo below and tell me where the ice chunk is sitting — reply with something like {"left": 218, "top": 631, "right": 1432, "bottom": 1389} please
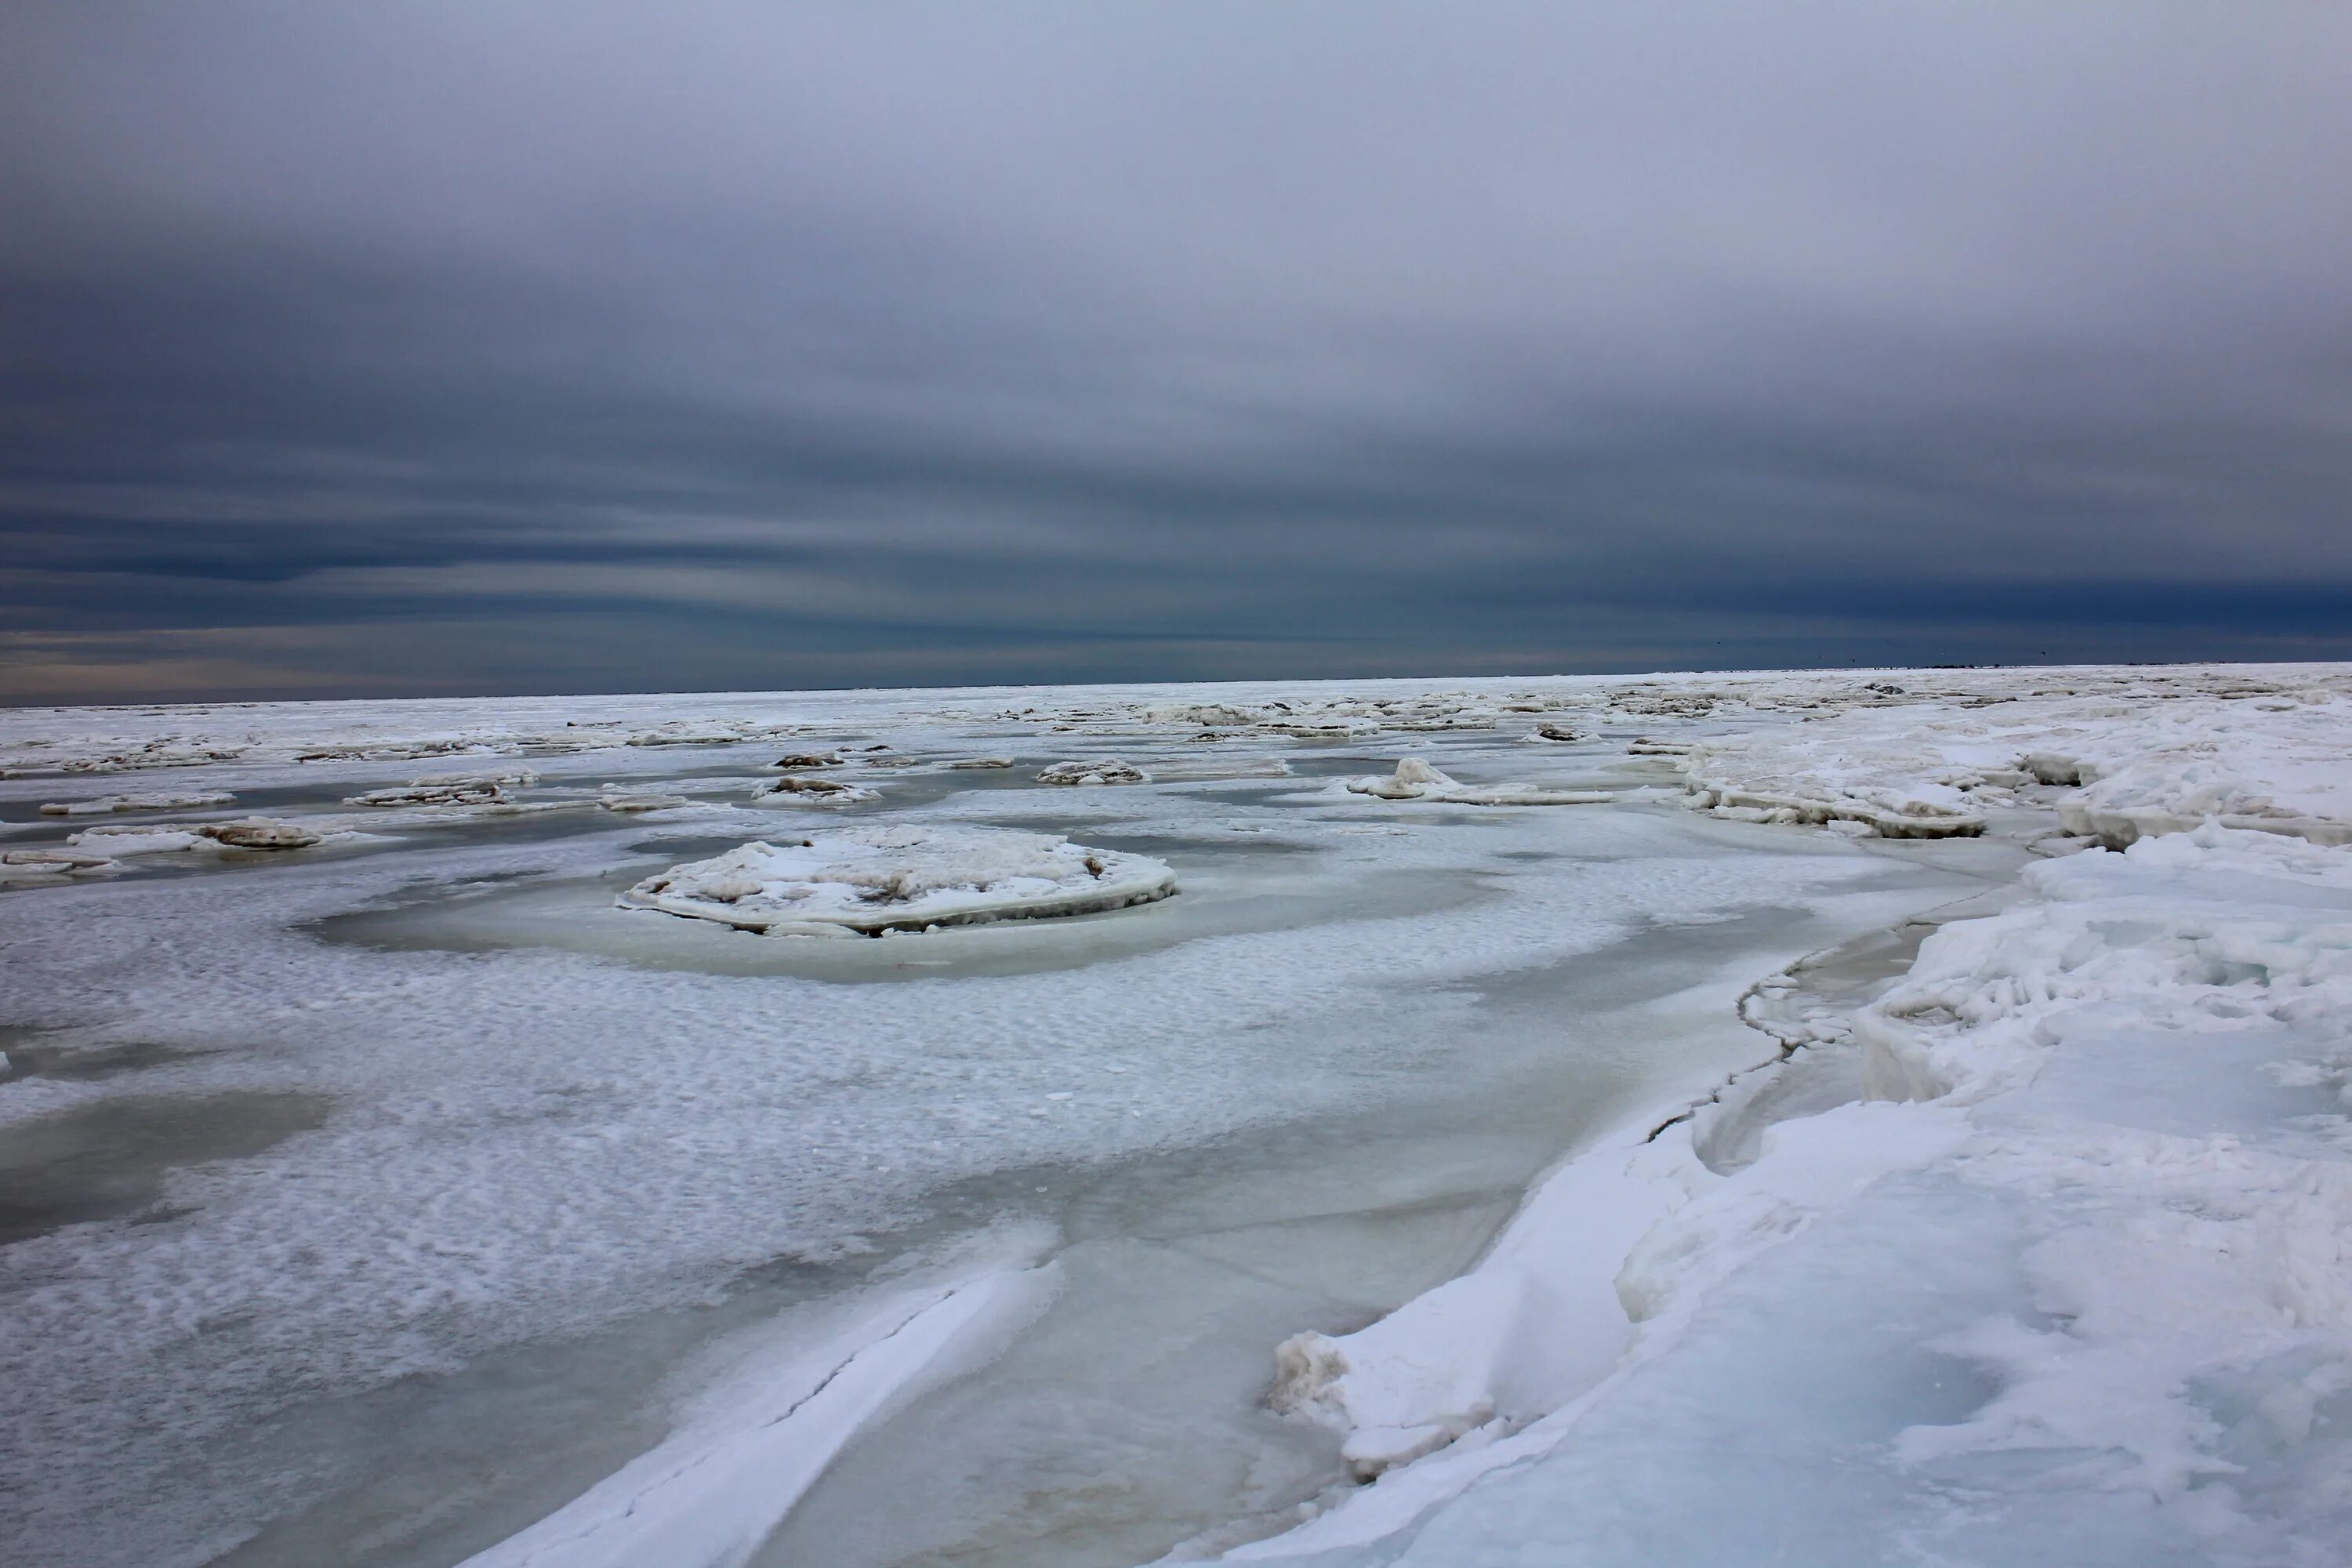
{"left": 38, "top": 789, "right": 235, "bottom": 815}
{"left": 1345, "top": 758, "right": 1609, "bottom": 807}
{"left": 946, "top": 757, "right": 1015, "bottom": 769}
{"left": 343, "top": 781, "right": 514, "bottom": 808}
{"left": 200, "top": 818, "right": 321, "bottom": 850}
{"left": 64, "top": 823, "right": 210, "bottom": 856}
{"left": 0, "top": 846, "right": 118, "bottom": 879}
{"left": 597, "top": 792, "right": 696, "bottom": 814}
{"left": 770, "top": 750, "right": 844, "bottom": 769}
{"left": 617, "top": 824, "right": 1178, "bottom": 935}
{"left": 750, "top": 775, "right": 880, "bottom": 806}
{"left": 1036, "top": 760, "right": 1150, "bottom": 786}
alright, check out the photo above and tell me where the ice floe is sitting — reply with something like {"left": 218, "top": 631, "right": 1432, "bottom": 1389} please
{"left": 343, "top": 778, "right": 523, "bottom": 808}
{"left": 201, "top": 818, "right": 323, "bottom": 850}
{"left": 38, "top": 789, "right": 235, "bottom": 816}
{"left": 618, "top": 825, "right": 1178, "bottom": 935}
{"left": 0, "top": 847, "right": 120, "bottom": 883}
{"left": 1036, "top": 759, "right": 1150, "bottom": 786}
{"left": 597, "top": 790, "right": 697, "bottom": 814}
{"left": 750, "top": 775, "right": 880, "bottom": 806}
{"left": 1345, "top": 757, "right": 1609, "bottom": 807}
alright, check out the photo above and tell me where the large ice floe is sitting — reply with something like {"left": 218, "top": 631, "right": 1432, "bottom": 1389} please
{"left": 618, "top": 825, "right": 1178, "bottom": 935}
{"left": 7, "top": 661, "right": 2352, "bottom": 1568}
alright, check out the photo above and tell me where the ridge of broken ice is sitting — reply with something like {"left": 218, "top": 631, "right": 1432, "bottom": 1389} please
{"left": 1676, "top": 677, "right": 2352, "bottom": 845}
{"left": 617, "top": 824, "right": 1178, "bottom": 935}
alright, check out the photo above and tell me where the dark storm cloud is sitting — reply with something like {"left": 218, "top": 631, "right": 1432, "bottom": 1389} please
{"left": 3, "top": 2, "right": 2349, "bottom": 702}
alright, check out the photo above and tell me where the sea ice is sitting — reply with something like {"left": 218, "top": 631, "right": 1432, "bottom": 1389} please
{"left": 9, "top": 660, "right": 2352, "bottom": 1568}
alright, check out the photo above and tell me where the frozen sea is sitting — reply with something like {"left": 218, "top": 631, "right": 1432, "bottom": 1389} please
{"left": 5, "top": 665, "right": 2349, "bottom": 1567}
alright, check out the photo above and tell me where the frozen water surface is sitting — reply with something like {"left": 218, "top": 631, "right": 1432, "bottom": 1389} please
{"left": 5, "top": 666, "right": 2350, "bottom": 1567}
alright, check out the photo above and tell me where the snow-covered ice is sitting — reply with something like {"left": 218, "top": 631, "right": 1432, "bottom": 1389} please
{"left": 1037, "top": 758, "right": 1152, "bottom": 786}
{"left": 5, "top": 661, "right": 2352, "bottom": 1568}
{"left": 38, "top": 789, "right": 235, "bottom": 815}
{"left": 1345, "top": 756, "right": 1611, "bottom": 806}
{"left": 618, "top": 826, "right": 1179, "bottom": 935}
{"left": 750, "top": 773, "right": 880, "bottom": 805}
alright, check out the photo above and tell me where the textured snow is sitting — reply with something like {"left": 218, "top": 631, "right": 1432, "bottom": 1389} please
{"left": 617, "top": 826, "right": 1178, "bottom": 935}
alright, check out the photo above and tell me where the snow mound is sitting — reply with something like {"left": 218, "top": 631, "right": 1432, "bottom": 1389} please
{"left": 617, "top": 825, "right": 1178, "bottom": 935}
{"left": 1345, "top": 758, "right": 1609, "bottom": 807}
{"left": 38, "top": 789, "right": 234, "bottom": 816}
{"left": 1036, "top": 759, "right": 1150, "bottom": 786}
{"left": 751, "top": 775, "right": 880, "bottom": 806}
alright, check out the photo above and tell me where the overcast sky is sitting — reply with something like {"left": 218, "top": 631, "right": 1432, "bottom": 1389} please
{"left": 4, "top": 3, "right": 2349, "bottom": 704}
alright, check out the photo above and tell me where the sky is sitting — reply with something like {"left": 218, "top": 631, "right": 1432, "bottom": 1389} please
{"left": 3, "top": 2, "right": 2350, "bottom": 706}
